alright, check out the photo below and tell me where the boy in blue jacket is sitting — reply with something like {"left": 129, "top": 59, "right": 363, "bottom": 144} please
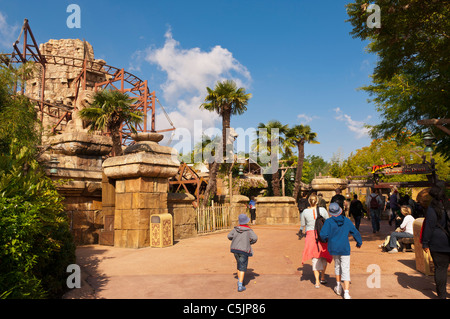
{"left": 320, "top": 203, "right": 362, "bottom": 299}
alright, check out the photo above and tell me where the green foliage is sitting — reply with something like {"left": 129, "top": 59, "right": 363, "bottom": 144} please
{"left": 333, "top": 135, "right": 450, "bottom": 182}
{"left": 346, "top": 1, "right": 450, "bottom": 160}
{"left": 201, "top": 80, "right": 252, "bottom": 118}
{"left": 0, "top": 65, "right": 75, "bottom": 299}
{"left": 301, "top": 155, "right": 330, "bottom": 184}
{"left": 0, "top": 64, "right": 41, "bottom": 154}
{"left": 79, "top": 89, "right": 143, "bottom": 156}
{"left": 0, "top": 141, "right": 76, "bottom": 299}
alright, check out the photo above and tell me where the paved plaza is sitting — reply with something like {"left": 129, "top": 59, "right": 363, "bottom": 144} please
{"left": 64, "top": 218, "right": 448, "bottom": 300}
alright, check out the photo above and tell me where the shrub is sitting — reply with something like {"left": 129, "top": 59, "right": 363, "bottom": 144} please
{"left": 0, "top": 142, "right": 76, "bottom": 298}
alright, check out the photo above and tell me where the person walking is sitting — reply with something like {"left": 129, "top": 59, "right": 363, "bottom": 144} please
{"left": 296, "top": 193, "right": 310, "bottom": 239}
{"left": 421, "top": 181, "right": 450, "bottom": 299}
{"left": 366, "top": 188, "right": 384, "bottom": 233}
{"left": 349, "top": 194, "right": 366, "bottom": 231}
{"left": 387, "top": 205, "right": 415, "bottom": 253}
{"left": 248, "top": 196, "right": 256, "bottom": 225}
{"left": 389, "top": 188, "right": 400, "bottom": 227}
{"left": 320, "top": 203, "right": 363, "bottom": 299}
{"left": 300, "top": 193, "right": 333, "bottom": 288}
{"left": 318, "top": 193, "right": 327, "bottom": 210}
{"left": 227, "top": 214, "right": 258, "bottom": 292}
{"left": 331, "top": 188, "right": 346, "bottom": 210}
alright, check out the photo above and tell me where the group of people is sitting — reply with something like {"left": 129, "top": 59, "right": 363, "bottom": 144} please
{"left": 227, "top": 183, "right": 449, "bottom": 299}
{"left": 298, "top": 192, "right": 362, "bottom": 299}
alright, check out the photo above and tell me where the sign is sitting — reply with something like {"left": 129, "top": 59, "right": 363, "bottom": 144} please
{"left": 382, "top": 163, "right": 433, "bottom": 176}
{"left": 371, "top": 163, "right": 400, "bottom": 174}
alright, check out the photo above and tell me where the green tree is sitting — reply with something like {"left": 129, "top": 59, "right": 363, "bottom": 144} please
{"left": 285, "top": 125, "right": 319, "bottom": 201}
{"left": 0, "top": 64, "right": 40, "bottom": 154}
{"left": 301, "top": 155, "right": 330, "bottom": 184}
{"left": 338, "top": 135, "right": 450, "bottom": 182}
{"left": 346, "top": 1, "right": 450, "bottom": 159}
{"left": 200, "top": 80, "right": 251, "bottom": 206}
{"left": 253, "top": 120, "right": 289, "bottom": 196}
{"left": 0, "top": 64, "right": 75, "bottom": 299}
{"left": 78, "top": 89, "right": 143, "bottom": 156}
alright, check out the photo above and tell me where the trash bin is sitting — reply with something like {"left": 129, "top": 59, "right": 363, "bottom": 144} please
{"left": 150, "top": 213, "right": 173, "bottom": 248}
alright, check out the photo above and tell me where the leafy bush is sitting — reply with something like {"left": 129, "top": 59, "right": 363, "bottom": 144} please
{"left": 1, "top": 63, "right": 75, "bottom": 299}
{"left": 0, "top": 142, "right": 76, "bottom": 298}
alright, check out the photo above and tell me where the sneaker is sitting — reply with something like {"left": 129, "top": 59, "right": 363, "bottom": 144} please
{"left": 388, "top": 248, "right": 398, "bottom": 254}
{"left": 343, "top": 291, "right": 352, "bottom": 299}
{"left": 334, "top": 285, "right": 342, "bottom": 296}
{"left": 237, "top": 282, "right": 246, "bottom": 292}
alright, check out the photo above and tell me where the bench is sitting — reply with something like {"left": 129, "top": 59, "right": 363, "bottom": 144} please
{"left": 399, "top": 237, "right": 415, "bottom": 252}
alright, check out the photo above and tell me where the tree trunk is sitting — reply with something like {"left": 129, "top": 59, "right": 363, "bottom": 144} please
{"left": 202, "top": 161, "right": 219, "bottom": 207}
{"left": 110, "top": 126, "right": 123, "bottom": 157}
{"left": 292, "top": 141, "right": 305, "bottom": 201}
{"left": 272, "top": 170, "right": 281, "bottom": 196}
{"left": 222, "top": 107, "right": 232, "bottom": 163}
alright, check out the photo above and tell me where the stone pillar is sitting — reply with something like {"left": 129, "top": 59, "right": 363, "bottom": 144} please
{"left": 102, "top": 133, "right": 179, "bottom": 248}
{"left": 311, "top": 177, "right": 348, "bottom": 204}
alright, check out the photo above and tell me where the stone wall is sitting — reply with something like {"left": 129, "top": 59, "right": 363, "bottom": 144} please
{"left": 254, "top": 196, "right": 299, "bottom": 225}
{"left": 65, "top": 195, "right": 103, "bottom": 245}
{"left": 42, "top": 132, "right": 112, "bottom": 245}
{"left": 168, "top": 193, "right": 197, "bottom": 240}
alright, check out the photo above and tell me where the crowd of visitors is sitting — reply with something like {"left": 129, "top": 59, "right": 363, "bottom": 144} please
{"left": 236, "top": 185, "right": 448, "bottom": 299}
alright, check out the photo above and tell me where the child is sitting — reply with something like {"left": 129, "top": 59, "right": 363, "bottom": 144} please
{"left": 320, "top": 203, "right": 362, "bottom": 299}
{"left": 227, "top": 214, "right": 258, "bottom": 292}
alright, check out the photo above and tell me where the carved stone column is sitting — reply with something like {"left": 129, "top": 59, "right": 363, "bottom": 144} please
{"left": 102, "top": 133, "right": 179, "bottom": 248}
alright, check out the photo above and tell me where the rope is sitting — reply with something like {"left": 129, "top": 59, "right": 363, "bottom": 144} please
{"left": 155, "top": 97, "right": 176, "bottom": 146}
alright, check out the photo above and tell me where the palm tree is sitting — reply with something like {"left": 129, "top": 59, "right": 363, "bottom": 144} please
{"left": 253, "top": 120, "right": 289, "bottom": 196}
{"left": 199, "top": 80, "right": 251, "bottom": 206}
{"left": 201, "top": 80, "right": 252, "bottom": 161}
{"left": 78, "top": 89, "right": 143, "bottom": 156}
{"left": 285, "top": 124, "right": 319, "bottom": 201}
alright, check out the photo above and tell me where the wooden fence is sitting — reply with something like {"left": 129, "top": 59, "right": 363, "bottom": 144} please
{"left": 196, "top": 204, "right": 232, "bottom": 234}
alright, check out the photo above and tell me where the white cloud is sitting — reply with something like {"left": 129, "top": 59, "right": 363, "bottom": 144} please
{"left": 0, "top": 12, "right": 18, "bottom": 49}
{"left": 297, "top": 113, "right": 318, "bottom": 125}
{"left": 140, "top": 28, "right": 252, "bottom": 148}
{"left": 333, "top": 107, "right": 370, "bottom": 139}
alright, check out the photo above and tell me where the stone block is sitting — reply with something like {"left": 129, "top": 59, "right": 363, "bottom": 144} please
{"left": 132, "top": 193, "right": 168, "bottom": 209}
{"left": 115, "top": 193, "right": 132, "bottom": 210}
{"left": 115, "top": 180, "right": 125, "bottom": 193}
{"left": 119, "top": 209, "right": 150, "bottom": 230}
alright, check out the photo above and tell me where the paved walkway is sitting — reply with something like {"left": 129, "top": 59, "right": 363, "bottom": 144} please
{"left": 63, "top": 218, "right": 448, "bottom": 300}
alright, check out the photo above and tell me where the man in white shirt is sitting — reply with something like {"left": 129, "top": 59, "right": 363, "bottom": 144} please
{"left": 388, "top": 206, "right": 415, "bottom": 253}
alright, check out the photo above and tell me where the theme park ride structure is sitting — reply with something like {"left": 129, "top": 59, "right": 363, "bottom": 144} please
{"left": 1, "top": 19, "right": 176, "bottom": 145}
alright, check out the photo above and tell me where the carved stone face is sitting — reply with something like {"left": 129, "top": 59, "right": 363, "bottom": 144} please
{"left": 70, "top": 89, "right": 94, "bottom": 131}
{"left": 75, "top": 89, "right": 94, "bottom": 111}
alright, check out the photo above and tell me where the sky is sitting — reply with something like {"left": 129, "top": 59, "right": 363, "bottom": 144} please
{"left": 0, "top": 0, "right": 380, "bottom": 162}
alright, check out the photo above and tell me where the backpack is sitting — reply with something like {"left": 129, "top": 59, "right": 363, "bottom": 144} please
{"left": 314, "top": 207, "right": 327, "bottom": 247}
{"left": 370, "top": 194, "right": 379, "bottom": 209}
{"left": 436, "top": 205, "right": 450, "bottom": 239}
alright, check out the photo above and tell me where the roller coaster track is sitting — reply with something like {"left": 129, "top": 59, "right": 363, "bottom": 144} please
{"left": 0, "top": 19, "right": 175, "bottom": 146}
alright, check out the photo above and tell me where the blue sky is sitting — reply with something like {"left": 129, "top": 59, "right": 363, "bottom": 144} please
{"left": 0, "top": 0, "right": 380, "bottom": 162}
